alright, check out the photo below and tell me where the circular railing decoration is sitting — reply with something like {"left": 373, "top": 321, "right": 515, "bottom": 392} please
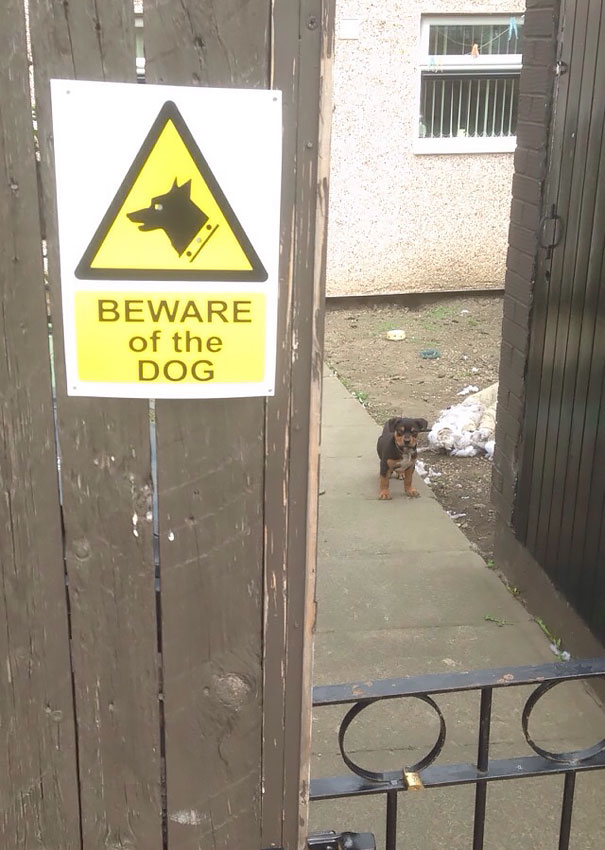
{"left": 338, "top": 696, "right": 446, "bottom": 784}
{"left": 522, "top": 679, "right": 605, "bottom": 764}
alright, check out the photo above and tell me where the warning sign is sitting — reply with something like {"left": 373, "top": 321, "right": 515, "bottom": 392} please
{"left": 75, "top": 101, "right": 268, "bottom": 282}
{"left": 51, "top": 80, "right": 281, "bottom": 399}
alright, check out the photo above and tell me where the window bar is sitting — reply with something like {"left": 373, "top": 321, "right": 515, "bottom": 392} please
{"left": 508, "top": 80, "right": 515, "bottom": 135}
{"left": 457, "top": 79, "right": 463, "bottom": 137}
{"left": 474, "top": 78, "right": 480, "bottom": 136}
{"left": 449, "top": 80, "right": 454, "bottom": 137}
{"left": 472, "top": 687, "right": 492, "bottom": 850}
{"left": 483, "top": 79, "right": 490, "bottom": 137}
{"left": 491, "top": 78, "right": 499, "bottom": 137}
{"left": 500, "top": 79, "right": 506, "bottom": 136}
{"left": 439, "top": 78, "right": 445, "bottom": 137}
{"left": 466, "top": 77, "right": 472, "bottom": 137}
{"left": 386, "top": 790, "right": 398, "bottom": 850}
{"left": 431, "top": 79, "right": 436, "bottom": 137}
{"left": 422, "top": 82, "right": 428, "bottom": 137}
{"left": 558, "top": 772, "right": 576, "bottom": 850}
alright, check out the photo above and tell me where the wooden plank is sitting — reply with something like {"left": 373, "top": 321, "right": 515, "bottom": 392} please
{"left": 0, "top": 3, "right": 81, "bottom": 847}
{"left": 143, "top": 0, "right": 268, "bottom": 86}
{"left": 27, "top": 3, "right": 164, "bottom": 848}
{"left": 268, "top": 2, "right": 335, "bottom": 848}
{"left": 261, "top": 0, "right": 302, "bottom": 843}
{"left": 143, "top": 3, "right": 270, "bottom": 848}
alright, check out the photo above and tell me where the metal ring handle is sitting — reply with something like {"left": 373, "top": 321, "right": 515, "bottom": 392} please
{"left": 522, "top": 679, "right": 605, "bottom": 764}
{"left": 338, "top": 696, "right": 446, "bottom": 784}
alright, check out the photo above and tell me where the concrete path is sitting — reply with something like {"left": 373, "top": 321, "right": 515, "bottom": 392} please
{"left": 310, "top": 372, "right": 605, "bottom": 850}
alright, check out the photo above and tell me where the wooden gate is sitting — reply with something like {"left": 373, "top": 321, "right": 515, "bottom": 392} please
{"left": 0, "top": 2, "right": 334, "bottom": 848}
{"left": 515, "top": 0, "right": 605, "bottom": 640}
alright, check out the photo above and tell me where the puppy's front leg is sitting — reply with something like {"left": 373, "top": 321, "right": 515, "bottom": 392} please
{"left": 379, "top": 473, "right": 392, "bottom": 499}
{"left": 379, "top": 460, "right": 393, "bottom": 499}
{"left": 404, "top": 465, "right": 419, "bottom": 497}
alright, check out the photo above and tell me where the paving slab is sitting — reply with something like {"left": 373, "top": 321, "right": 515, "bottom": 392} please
{"left": 318, "top": 495, "right": 471, "bottom": 553}
{"left": 313, "top": 621, "right": 560, "bottom": 684}
{"left": 316, "top": 552, "right": 530, "bottom": 631}
{"left": 319, "top": 466, "right": 432, "bottom": 501}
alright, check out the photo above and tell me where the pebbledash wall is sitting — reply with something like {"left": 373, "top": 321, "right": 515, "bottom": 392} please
{"left": 326, "top": 0, "right": 526, "bottom": 296}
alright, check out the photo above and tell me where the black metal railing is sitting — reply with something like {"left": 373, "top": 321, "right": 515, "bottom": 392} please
{"left": 309, "top": 658, "right": 605, "bottom": 850}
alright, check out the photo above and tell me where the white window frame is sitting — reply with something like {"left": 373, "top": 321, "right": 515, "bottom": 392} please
{"left": 414, "top": 14, "right": 523, "bottom": 155}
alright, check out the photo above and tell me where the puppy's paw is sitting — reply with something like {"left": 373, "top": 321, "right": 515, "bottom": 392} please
{"left": 405, "top": 488, "right": 420, "bottom": 498}
{"left": 379, "top": 491, "right": 392, "bottom": 500}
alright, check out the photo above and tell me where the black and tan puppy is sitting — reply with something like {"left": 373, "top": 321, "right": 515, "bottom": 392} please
{"left": 377, "top": 417, "right": 428, "bottom": 500}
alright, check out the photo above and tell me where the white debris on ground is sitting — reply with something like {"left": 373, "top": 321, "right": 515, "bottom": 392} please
{"left": 550, "top": 644, "right": 571, "bottom": 661}
{"left": 415, "top": 458, "right": 442, "bottom": 486}
{"left": 428, "top": 383, "right": 498, "bottom": 459}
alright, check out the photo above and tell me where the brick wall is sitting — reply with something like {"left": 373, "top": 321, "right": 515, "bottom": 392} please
{"left": 492, "top": 0, "right": 560, "bottom": 523}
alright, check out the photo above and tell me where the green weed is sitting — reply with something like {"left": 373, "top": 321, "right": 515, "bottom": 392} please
{"left": 484, "top": 614, "right": 513, "bottom": 627}
{"left": 534, "top": 617, "right": 561, "bottom": 649}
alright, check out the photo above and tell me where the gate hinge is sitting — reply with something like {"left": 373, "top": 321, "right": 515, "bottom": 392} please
{"left": 538, "top": 204, "right": 563, "bottom": 256}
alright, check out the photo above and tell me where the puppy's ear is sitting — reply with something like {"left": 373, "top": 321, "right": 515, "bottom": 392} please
{"left": 416, "top": 418, "right": 429, "bottom": 432}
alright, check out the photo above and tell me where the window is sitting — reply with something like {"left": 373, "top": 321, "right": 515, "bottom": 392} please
{"left": 416, "top": 15, "right": 523, "bottom": 154}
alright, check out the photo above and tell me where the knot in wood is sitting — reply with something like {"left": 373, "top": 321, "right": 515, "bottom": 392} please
{"left": 73, "top": 538, "right": 91, "bottom": 560}
{"left": 212, "top": 673, "right": 254, "bottom": 709}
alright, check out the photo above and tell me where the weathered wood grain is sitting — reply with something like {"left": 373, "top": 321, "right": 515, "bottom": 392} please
{"left": 153, "top": 399, "right": 265, "bottom": 850}
{"left": 0, "top": 3, "right": 81, "bottom": 847}
{"left": 28, "top": 2, "right": 163, "bottom": 847}
{"left": 144, "top": 0, "right": 269, "bottom": 88}
{"left": 144, "top": 3, "right": 270, "bottom": 848}
{"left": 267, "top": 2, "right": 335, "bottom": 847}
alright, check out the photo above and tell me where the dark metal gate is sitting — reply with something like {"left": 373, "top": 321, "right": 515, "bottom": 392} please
{"left": 309, "top": 659, "right": 605, "bottom": 850}
{"left": 514, "top": 0, "right": 605, "bottom": 640}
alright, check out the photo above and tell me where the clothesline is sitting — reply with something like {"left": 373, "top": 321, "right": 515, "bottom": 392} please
{"left": 429, "top": 17, "right": 522, "bottom": 55}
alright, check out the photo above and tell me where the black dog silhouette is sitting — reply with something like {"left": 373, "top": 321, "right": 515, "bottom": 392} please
{"left": 127, "top": 179, "right": 209, "bottom": 256}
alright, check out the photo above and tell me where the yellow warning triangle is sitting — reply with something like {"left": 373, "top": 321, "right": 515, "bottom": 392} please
{"left": 75, "top": 101, "right": 267, "bottom": 281}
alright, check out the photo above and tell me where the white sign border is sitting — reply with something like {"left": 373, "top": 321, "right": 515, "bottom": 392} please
{"left": 51, "top": 79, "right": 282, "bottom": 399}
